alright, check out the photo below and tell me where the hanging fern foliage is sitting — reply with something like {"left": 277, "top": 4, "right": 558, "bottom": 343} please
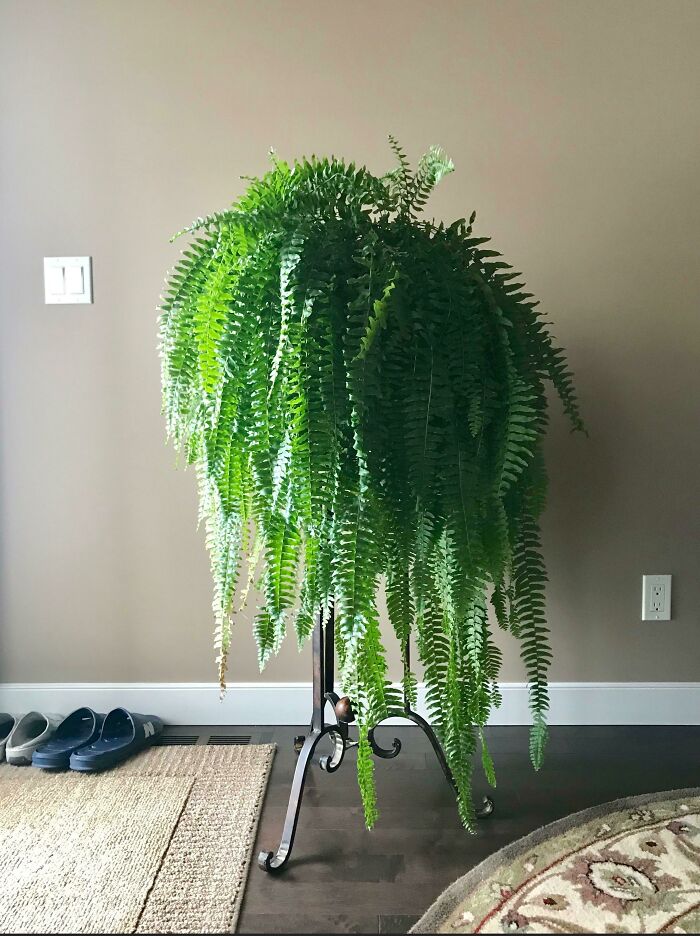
{"left": 159, "top": 140, "right": 584, "bottom": 830}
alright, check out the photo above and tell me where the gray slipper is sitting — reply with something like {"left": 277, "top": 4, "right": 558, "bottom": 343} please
{"left": 5, "top": 712, "right": 62, "bottom": 766}
{"left": 0, "top": 713, "right": 17, "bottom": 763}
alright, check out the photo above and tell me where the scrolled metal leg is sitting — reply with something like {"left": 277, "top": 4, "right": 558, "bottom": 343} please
{"left": 405, "top": 707, "right": 495, "bottom": 820}
{"left": 319, "top": 727, "right": 347, "bottom": 773}
{"left": 318, "top": 692, "right": 347, "bottom": 771}
{"left": 477, "top": 795, "right": 495, "bottom": 818}
{"left": 368, "top": 722, "right": 402, "bottom": 759}
{"left": 259, "top": 607, "right": 496, "bottom": 876}
{"left": 404, "top": 708, "right": 457, "bottom": 793}
{"left": 258, "top": 729, "right": 326, "bottom": 874}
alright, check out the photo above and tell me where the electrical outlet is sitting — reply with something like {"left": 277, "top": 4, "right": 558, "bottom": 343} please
{"left": 642, "top": 574, "right": 672, "bottom": 621}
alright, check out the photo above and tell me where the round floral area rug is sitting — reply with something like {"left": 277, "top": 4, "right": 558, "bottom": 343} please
{"left": 412, "top": 789, "right": 700, "bottom": 934}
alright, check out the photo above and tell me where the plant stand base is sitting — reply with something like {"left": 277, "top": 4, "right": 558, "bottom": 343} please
{"left": 258, "top": 608, "right": 495, "bottom": 874}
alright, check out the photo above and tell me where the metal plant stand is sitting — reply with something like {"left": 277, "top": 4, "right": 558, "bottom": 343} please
{"left": 258, "top": 606, "right": 494, "bottom": 874}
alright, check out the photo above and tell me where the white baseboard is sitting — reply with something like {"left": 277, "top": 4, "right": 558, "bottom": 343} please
{"left": 0, "top": 682, "right": 698, "bottom": 726}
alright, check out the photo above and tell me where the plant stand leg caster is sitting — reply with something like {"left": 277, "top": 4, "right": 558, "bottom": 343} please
{"left": 258, "top": 608, "right": 494, "bottom": 874}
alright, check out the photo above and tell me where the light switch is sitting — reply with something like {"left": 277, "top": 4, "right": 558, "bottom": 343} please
{"left": 44, "top": 257, "right": 92, "bottom": 304}
{"left": 65, "top": 264, "right": 84, "bottom": 295}
{"left": 45, "top": 265, "right": 65, "bottom": 296}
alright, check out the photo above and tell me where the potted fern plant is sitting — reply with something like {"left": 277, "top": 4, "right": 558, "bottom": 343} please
{"left": 159, "top": 140, "right": 583, "bottom": 830}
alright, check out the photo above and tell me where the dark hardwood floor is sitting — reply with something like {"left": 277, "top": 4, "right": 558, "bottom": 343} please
{"left": 166, "top": 725, "right": 700, "bottom": 934}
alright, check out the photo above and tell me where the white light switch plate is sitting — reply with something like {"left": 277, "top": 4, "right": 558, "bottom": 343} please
{"left": 44, "top": 257, "right": 92, "bottom": 304}
{"left": 642, "top": 574, "right": 672, "bottom": 621}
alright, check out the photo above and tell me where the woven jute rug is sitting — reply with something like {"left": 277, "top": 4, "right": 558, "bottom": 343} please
{"left": 0, "top": 744, "right": 275, "bottom": 934}
{"left": 412, "top": 788, "right": 700, "bottom": 934}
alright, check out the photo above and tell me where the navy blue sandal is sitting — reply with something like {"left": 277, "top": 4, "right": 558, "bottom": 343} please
{"left": 32, "top": 708, "right": 105, "bottom": 770}
{"left": 69, "top": 708, "right": 163, "bottom": 772}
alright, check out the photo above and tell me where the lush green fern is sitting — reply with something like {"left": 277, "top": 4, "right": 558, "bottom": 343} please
{"left": 159, "top": 141, "right": 584, "bottom": 830}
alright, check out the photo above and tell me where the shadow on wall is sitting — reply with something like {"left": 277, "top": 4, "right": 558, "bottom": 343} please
{"left": 543, "top": 338, "right": 619, "bottom": 598}
{"left": 541, "top": 320, "right": 700, "bottom": 680}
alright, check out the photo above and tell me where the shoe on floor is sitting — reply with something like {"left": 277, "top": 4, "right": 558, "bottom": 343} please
{"left": 5, "top": 712, "right": 63, "bottom": 766}
{"left": 69, "top": 708, "right": 163, "bottom": 772}
{"left": 32, "top": 708, "right": 105, "bottom": 770}
{"left": 0, "top": 713, "right": 18, "bottom": 763}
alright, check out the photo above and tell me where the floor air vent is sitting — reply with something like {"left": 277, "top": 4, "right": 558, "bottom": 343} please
{"left": 207, "top": 734, "right": 252, "bottom": 745}
{"left": 155, "top": 735, "right": 199, "bottom": 746}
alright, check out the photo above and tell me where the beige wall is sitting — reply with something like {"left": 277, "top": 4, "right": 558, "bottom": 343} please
{"left": 1, "top": 0, "right": 699, "bottom": 685}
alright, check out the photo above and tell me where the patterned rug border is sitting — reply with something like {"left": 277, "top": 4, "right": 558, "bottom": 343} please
{"left": 410, "top": 786, "right": 700, "bottom": 934}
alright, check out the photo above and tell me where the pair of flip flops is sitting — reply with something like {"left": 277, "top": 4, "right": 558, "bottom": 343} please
{"left": 31, "top": 707, "right": 163, "bottom": 771}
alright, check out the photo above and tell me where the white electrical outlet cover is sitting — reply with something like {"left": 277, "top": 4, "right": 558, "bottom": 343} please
{"left": 642, "top": 574, "right": 672, "bottom": 621}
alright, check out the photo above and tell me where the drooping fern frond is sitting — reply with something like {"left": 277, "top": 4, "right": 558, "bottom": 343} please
{"left": 159, "top": 140, "right": 584, "bottom": 830}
